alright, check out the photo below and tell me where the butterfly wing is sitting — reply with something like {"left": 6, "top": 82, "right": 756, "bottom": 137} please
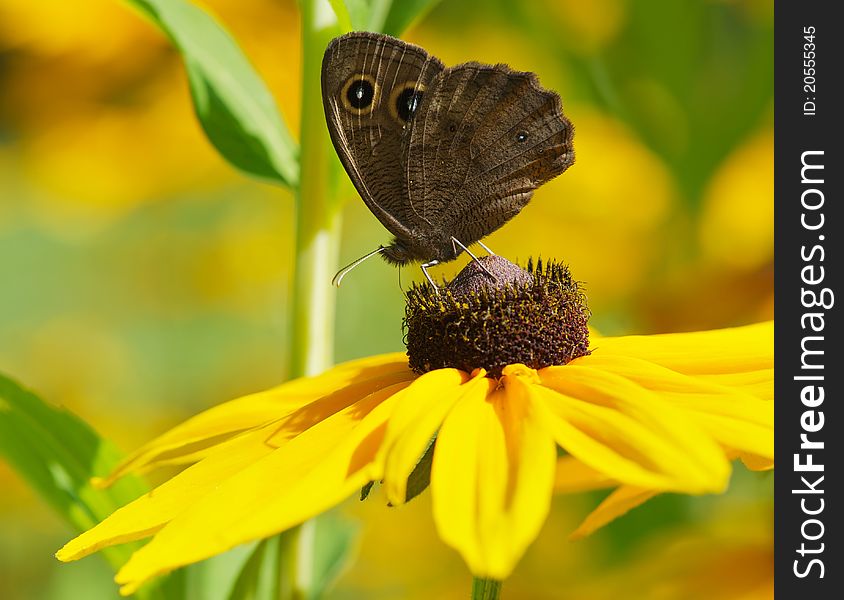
{"left": 405, "top": 63, "right": 574, "bottom": 256}
{"left": 321, "top": 32, "right": 444, "bottom": 246}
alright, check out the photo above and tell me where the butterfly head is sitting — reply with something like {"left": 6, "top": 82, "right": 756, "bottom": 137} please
{"left": 381, "top": 238, "right": 417, "bottom": 266}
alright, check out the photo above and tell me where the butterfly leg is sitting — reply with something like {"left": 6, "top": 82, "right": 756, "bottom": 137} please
{"left": 420, "top": 260, "right": 440, "bottom": 293}
{"left": 451, "top": 237, "right": 498, "bottom": 283}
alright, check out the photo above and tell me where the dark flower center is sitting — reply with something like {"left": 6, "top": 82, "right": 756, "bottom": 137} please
{"left": 404, "top": 256, "right": 591, "bottom": 378}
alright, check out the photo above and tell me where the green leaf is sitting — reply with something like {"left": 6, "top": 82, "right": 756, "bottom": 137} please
{"left": 0, "top": 373, "right": 185, "bottom": 599}
{"left": 308, "top": 512, "right": 359, "bottom": 600}
{"left": 225, "top": 540, "right": 279, "bottom": 600}
{"left": 359, "top": 481, "right": 374, "bottom": 501}
{"left": 334, "top": 0, "right": 384, "bottom": 31}
{"left": 335, "top": 0, "right": 441, "bottom": 35}
{"left": 405, "top": 437, "right": 434, "bottom": 503}
{"left": 175, "top": 539, "right": 280, "bottom": 600}
{"left": 125, "top": 0, "right": 299, "bottom": 188}
{"left": 0, "top": 374, "right": 146, "bottom": 568}
{"left": 191, "top": 515, "right": 356, "bottom": 600}
{"left": 326, "top": 0, "right": 354, "bottom": 31}
{"left": 380, "top": 0, "right": 442, "bottom": 36}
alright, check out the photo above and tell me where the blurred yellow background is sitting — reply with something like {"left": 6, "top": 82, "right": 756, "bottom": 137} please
{"left": 0, "top": 0, "right": 772, "bottom": 598}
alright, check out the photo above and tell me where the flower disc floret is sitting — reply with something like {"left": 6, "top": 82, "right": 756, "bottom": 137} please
{"left": 405, "top": 256, "right": 591, "bottom": 377}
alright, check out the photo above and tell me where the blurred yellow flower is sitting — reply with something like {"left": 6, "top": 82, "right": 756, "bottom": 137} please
{"left": 57, "top": 321, "right": 771, "bottom": 595}
{"left": 699, "top": 129, "right": 773, "bottom": 271}
{"left": 567, "top": 503, "right": 773, "bottom": 600}
{"left": 0, "top": 0, "right": 301, "bottom": 236}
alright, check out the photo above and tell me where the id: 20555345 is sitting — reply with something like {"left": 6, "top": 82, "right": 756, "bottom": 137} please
{"left": 803, "top": 26, "right": 816, "bottom": 115}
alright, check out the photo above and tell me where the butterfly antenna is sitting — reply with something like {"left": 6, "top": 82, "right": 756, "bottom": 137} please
{"left": 477, "top": 240, "right": 496, "bottom": 256}
{"left": 451, "top": 237, "right": 498, "bottom": 282}
{"left": 332, "top": 246, "right": 385, "bottom": 287}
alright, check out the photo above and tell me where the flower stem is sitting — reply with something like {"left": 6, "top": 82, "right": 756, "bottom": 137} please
{"left": 471, "top": 578, "right": 503, "bottom": 600}
{"left": 277, "top": 1, "right": 343, "bottom": 599}
{"left": 276, "top": 521, "right": 316, "bottom": 600}
{"left": 289, "top": 0, "right": 343, "bottom": 379}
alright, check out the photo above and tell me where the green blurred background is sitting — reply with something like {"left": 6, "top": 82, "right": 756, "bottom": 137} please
{"left": 1, "top": 0, "right": 772, "bottom": 598}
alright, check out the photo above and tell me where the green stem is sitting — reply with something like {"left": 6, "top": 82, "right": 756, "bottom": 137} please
{"left": 471, "top": 578, "right": 502, "bottom": 600}
{"left": 276, "top": 522, "right": 316, "bottom": 600}
{"left": 289, "top": 0, "right": 343, "bottom": 379}
{"left": 278, "top": 1, "right": 343, "bottom": 598}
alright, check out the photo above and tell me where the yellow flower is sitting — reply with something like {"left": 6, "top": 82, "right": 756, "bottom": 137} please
{"left": 56, "top": 317, "right": 773, "bottom": 595}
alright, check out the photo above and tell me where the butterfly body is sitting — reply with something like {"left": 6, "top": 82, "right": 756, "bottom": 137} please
{"left": 322, "top": 32, "right": 574, "bottom": 267}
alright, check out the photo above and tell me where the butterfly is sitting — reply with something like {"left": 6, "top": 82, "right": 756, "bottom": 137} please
{"left": 321, "top": 32, "right": 574, "bottom": 285}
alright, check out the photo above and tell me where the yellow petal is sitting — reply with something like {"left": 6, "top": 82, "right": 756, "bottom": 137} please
{"left": 740, "top": 454, "right": 774, "bottom": 471}
{"left": 699, "top": 369, "right": 773, "bottom": 401}
{"left": 112, "top": 380, "right": 408, "bottom": 595}
{"left": 379, "top": 368, "right": 475, "bottom": 505}
{"left": 103, "top": 353, "right": 413, "bottom": 484}
{"left": 537, "top": 366, "right": 730, "bottom": 493}
{"left": 569, "top": 485, "right": 658, "bottom": 540}
{"left": 573, "top": 354, "right": 773, "bottom": 462}
{"left": 589, "top": 321, "right": 772, "bottom": 375}
{"left": 432, "top": 369, "right": 556, "bottom": 580}
{"left": 554, "top": 455, "right": 617, "bottom": 493}
{"left": 59, "top": 380, "right": 411, "bottom": 564}
{"left": 57, "top": 423, "right": 282, "bottom": 561}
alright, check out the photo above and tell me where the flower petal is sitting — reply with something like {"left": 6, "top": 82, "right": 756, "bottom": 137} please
{"left": 569, "top": 485, "right": 658, "bottom": 540}
{"left": 63, "top": 380, "right": 410, "bottom": 595}
{"left": 379, "top": 368, "right": 475, "bottom": 505}
{"left": 536, "top": 366, "right": 730, "bottom": 493}
{"left": 740, "top": 454, "right": 774, "bottom": 471}
{"left": 103, "top": 353, "right": 412, "bottom": 484}
{"left": 589, "top": 321, "right": 772, "bottom": 375}
{"left": 431, "top": 370, "right": 556, "bottom": 579}
{"left": 698, "top": 369, "right": 773, "bottom": 401}
{"left": 113, "top": 381, "right": 407, "bottom": 595}
{"left": 554, "top": 456, "right": 617, "bottom": 493}
{"left": 57, "top": 423, "right": 282, "bottom": 561}
{"left": 572, "top": 354, "right": 773, "bottom": 463}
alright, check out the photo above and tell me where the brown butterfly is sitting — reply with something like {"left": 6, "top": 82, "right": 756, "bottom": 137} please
{"left": 321, "top": 32, "right": 574, "bottom": 285}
